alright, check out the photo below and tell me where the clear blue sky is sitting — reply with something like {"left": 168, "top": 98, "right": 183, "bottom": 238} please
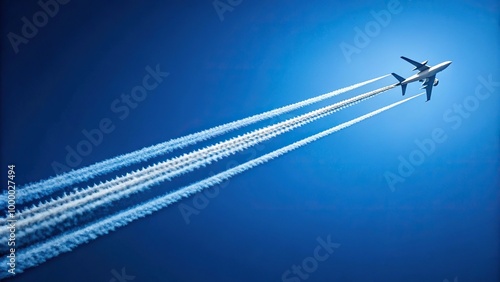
{"left": 2, "top": 0, "right": 499, "bottom": 281}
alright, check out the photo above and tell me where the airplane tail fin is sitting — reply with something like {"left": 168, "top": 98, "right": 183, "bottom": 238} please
{"left": 391, "top": 73, "right": 407, "bottom": 96}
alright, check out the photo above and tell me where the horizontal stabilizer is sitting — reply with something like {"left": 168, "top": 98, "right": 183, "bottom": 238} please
{"left": 391, "top": 73, "right": 407, "bottom": 96}
{"left": 401, "top": 84, "right": 407, "bottom": 96}
{"left": 391, "top": 73, "right": 405, "bottom": 83}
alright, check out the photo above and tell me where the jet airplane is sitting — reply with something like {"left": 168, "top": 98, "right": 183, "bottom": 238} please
{"left": 392, "top": 56, "right": 452, "bottom": 101}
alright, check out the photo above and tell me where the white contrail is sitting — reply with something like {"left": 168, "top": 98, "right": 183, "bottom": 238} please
{"left": 3, "top": 85, "right": 395, "bottom": 245}
{"left": 14, "top": 84, "right": 390, "bottom": 222}
{"left": 0, "top": 93, "right": 423, "bottom": 278}
{"left": 10, "top": 75, "right": 389, "bottom": 205}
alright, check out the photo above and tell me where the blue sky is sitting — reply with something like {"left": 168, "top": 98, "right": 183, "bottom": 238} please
{"left": 1, "top": 0, "right": 499, "bottom": 281}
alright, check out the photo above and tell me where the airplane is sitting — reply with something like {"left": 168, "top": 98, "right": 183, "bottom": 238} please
{"left": 391, "top": 56, "right": 452, "bottom": 102}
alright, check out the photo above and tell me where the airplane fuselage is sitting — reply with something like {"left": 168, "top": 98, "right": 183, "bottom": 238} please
{"left": 392, "top": 56, "right": 452, "bottom": 101}
{"left": 400, "top": 61, "right": 452, "bottom": 85}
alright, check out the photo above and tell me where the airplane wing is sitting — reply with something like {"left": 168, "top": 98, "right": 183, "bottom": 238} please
{"left": 422, "top": 75, "right": 435, "bottom": 101}
{"left": 401, "top": 56, "right": 430, "bottom": 72}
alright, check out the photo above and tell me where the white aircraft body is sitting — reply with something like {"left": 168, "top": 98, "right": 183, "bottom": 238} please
{"left": 392, "top": 56, "right": 452, "bottom": 101}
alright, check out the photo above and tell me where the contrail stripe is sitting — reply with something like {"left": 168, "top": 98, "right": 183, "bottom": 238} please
{"left": 0, "top": 93, "right": 422, "bottom": 277}
{"left": 3, "top": 86, "right": 395, "bottom": 244}
{"left": 9, "top": 75, "right": 389, "bottom": 205}
{"left": 15, "top": 84, "right": 393, "bottom": 222}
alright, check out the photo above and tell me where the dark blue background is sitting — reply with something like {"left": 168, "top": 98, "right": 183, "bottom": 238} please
{"left": 1, "top": 0, "right": 499, "bottom": 281}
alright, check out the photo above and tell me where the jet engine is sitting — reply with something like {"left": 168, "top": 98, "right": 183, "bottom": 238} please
{"left": 433, "top": 78, "right": 439, "bottom": 86}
